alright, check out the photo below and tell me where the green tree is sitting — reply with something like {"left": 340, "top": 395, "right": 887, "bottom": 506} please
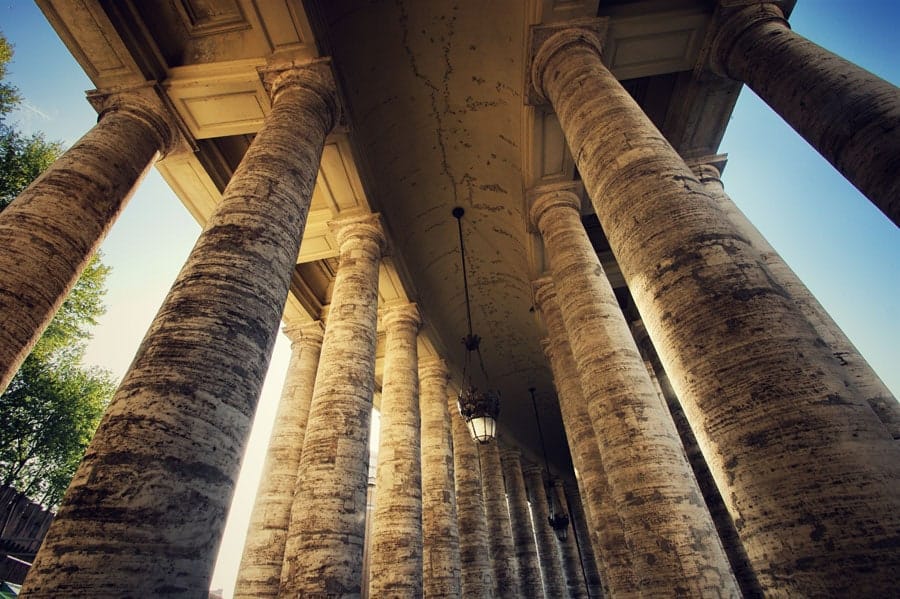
{"left": 0, "top": 33, "right": 114, "bottom": 509}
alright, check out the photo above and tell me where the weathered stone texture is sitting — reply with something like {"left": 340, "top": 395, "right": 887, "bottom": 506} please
{"left": 21, "top": 64, "right": 336, "bottom": 597}
{"left": 479, "top": 441, "right": 521, "bottom": 598}
{"left": 369, "top": 303, "right": 423, "bottom": 597}
{"left": 448, "top": 394, "right": 494, "bottom": 598}
{"left": 530, "top": 191, "right": 738, "bottom": 597}
{"left": 419, "top": 359, "right": 462, "bottom": 598}
{"left": 499, "top": 448, "right": 545, "bottom": 599}
{"left": 280, "top": 213, "right": 385, "bottom": 598}
{"left": 0, "top": 85, "right": 173, "bottom": 393}
{"left": 533, "top": 27, "right": 900, "bottom": 595}
{"left": 563, "top": 482, "right": 604, "bottom": 599}
{"left": 522, "top": 464, "right": 567, "bottom": 598}
{"left": 710, "top": 3, "right": 900, "bottom": 226}
{"left": 533, "top": 281, "right": 638, "bottom": 598}
{"left": 234, "top": 321, "right": 325, "bottom": 599}
{"left": 550, "top": 478, "right": 588, "bottom": 599}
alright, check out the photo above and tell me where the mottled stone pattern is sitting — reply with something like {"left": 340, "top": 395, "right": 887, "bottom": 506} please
{"left": 234, "top": 321, "right": 325, "bottom": 599}
{"left": 498, "top": 448, "right": 545, "bottom": 599}
{"left": 0, "top": 85, "right": 173, "bottom": 393}
{"left": 563, "top": 482, "right": 604, "bottom": 599}
{"left": 711, "top": 3, "right": 900, "bottom": 226}
{"left": 280, "top": 214, "right": 385, "bottom": 598}
{"left": 693, "top": 162, "right": 900, "bottom": 439}
{"left": 522, "top": 464, "right": 567, "bottom": 598}
{"left": 448, "top": 394, "right": 494, "bottom": 598}
{"left": 530, "top": 192, "right": 737, "bottom": 597}
{"left": 533, "top": 27, "right": 900, "bottom": 595}
{"left": 419, "top": 359, "right": 462, "bottom": 598}
{"left": 369, "top": 303, "right": 423, "bottom": 597}
{"left": 478, "top": 442, "right": 521, "bottom": 598}
{"left": 21, "top": 64, "right": 336, "bottom": 597}
{"left": 551, "top": 479, "right": 588, "bottom": 599}
{"left": 533, "top": 281, "right": 637, "bottom": 598}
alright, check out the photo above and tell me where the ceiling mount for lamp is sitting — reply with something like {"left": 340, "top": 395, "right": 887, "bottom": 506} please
{"left": 453, "top": 206, "right": 500, "bottom": 444}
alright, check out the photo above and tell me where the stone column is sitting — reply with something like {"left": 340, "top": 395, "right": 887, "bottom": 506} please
{"left": 692, "top": 160, "right": 900, "bottom": 439}
{"left": 479, "top": 441, "right": 521, "bottom": 598}
{"left": 522, "top": 464, "right": 566, "bottom": 598}
{"left": 530, "top": 192, "right": 737, "bottom": 596}
{"left": 448, "top": 393, "right": 493, "bottom": 598}
{"left": 368, "top": 303, "right": 423, "bottom": 597}
{"left": 279, "top": 213, "right": 386, "bottom": 597}
{"left": 499, "top": 448, "right": 544, "bottom": 598}
{"left": 21, "top": 62, "right": 337, "bottom": 597}
{"left": 564, "top": 482, "right": 604, "bottom": 599}
{"left": 419, "top": 358, "right": 461, "bottom": 598}
{"left": 235, "top": 321, "right": 325, "bottom": 599}
{"left": 533, "top": 278, "right": 637, "bottom": 597}
{"left": 549, "top": 478, "right": 588, "bottom": 599}
{"left": 531, "top": 25, "right": 900, "bottom": 595}
{"left": 709, "top": 3, "right": 900, "bottom": 226}
{"left": 0, "top": 83, "right": 180, "bottom": 393}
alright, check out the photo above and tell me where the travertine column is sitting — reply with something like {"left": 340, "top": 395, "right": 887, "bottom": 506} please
{"left": 499, "top": 448, "right": 544, "bottom": 598}
{"left": 0, "top": 83, "right": 178, "bottom": 393}
{"left": 530, "top": 193, "right": 737, "bottom": 597}
{"left": 448, "top": 393, "right": 493, "bottom": 598}
{"left": 564, "top": 482, "right": 604, "bottom": 599}
{"left": 280, "top": 213, "right": 386, "bottom": 597}
{"left": 235, "top": 321, "right": 325, "bottom": 599}
{"left": 419, "top": 359, "right": 461, "bottom": 598}
{"left": 522, "top": 464, "right": 567, "bottom": 598}
{"left": 709, "top": 3, "right": 900, "bottom": 226}
{"left": 479, "top": 442, "right": 521, "bottom": 598}
{"left": 369, "top": 303, "right": 423, "bottom": 597}
{"left": 550, "top": 479, "right": 588, "bottom": 599}
{"left": 692, "top": 160, "right": 900, "bottom": 439}
{"left": 22, "top": 62, "right": 337, "bottom": 597}
{"left": 533, "top": 278, "right": 637, "bottom": 597}
{"left": 532, "top": 25, "right": 900, "bottom": 595}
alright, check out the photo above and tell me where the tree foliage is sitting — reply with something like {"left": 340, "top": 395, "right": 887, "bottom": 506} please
{"left": 0, "top": 33, "right": 114, "bottom": 509}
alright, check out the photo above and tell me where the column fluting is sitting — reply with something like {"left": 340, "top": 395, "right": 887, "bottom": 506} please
{"left": 479, "top": 441, "right": 521, "bottom": 598}
{"left": 279, "top": 213, "right": 386, "bottom": 597}
{"left": 499, "top": 448, "right": 545, "bottom": 598}
{"left": 522, "top": 463, "right": 567, "bottom": 598}
{"left": 21, "top": 62, "right": 337, "bottom": 597}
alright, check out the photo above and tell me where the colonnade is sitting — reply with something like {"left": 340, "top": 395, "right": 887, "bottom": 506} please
{"left": 0, "top": 2, "right": 897, "bottom": 596}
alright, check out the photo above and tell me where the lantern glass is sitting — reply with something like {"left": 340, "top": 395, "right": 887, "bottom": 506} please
{"left": 467, "top": 415, "right": 497, "bottom": 444}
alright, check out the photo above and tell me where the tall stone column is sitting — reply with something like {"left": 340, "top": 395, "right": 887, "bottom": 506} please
{"left": 550, "top": 478, "right": 588, "bottom": 599}
{"left": 419, "top": 358, "right": 461, "bottom": 598}
{"left": 21, "top": 62, "right": 337, "bottom": 597}
{"left": 530, "top": 193, "right": 737, "bottom": 597}
{"left": 279, "top": 213, "right": 386, "bottom": 597}
{"left": 522, "top": 464, "right": 567, "bottom": 598}
{"left": 533, "top": 278, "right": 637, "bottom": 597}
{"left": 531, "top": 24, "right": 900, "bottom": 595}
{"left": 692, "top": 160, "right": 900, "bottom": 439}
{"left": 0, "top": 83, "right": 180, "bottom": 393}
{"left": 479, "top": 441, "right": 521, "bottom": 598}
{"left": 235, "top": 321, "right": 325, "bottom": 599}
{"left": 448, "top": 393, "right": 493, "bottom": 598}
{"left": 498, "top": 448, "right": 544, "bottom": 598}
{"left": 709, "top": 3, "right": 900, "bottom": 226}
{"left": 563, "top": 482, "right": 604, "bottom": 599}
{"left": 368, "top": 303, "right": 423, "bottom": 597}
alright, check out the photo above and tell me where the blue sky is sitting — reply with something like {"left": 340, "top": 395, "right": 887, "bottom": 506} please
{"left": 2, "top": 1, "right": 898, "bottom": 596}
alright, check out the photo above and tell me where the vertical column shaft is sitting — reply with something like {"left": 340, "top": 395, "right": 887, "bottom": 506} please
{"left": 21, "top": 63, "right": 336, "bottom": 597}
{"left": 710, "top": 3, "right": 900, "bottom": 226}
{"left": 563, "top": 482, "right": 604, "bottom": 599}
{"left": 420, "top": 359, "right": 461, "bottom": 598}
{"left": 532, "top": 27, "right": 900, "bottom": 594}
{"left": 235, "top": 321, "right": 325, "bottom": 599}
{"left": 479, "top": 442, "right": 521, "bottom": 598}
{"left": 499, "top": 448, "right": 545, "bottom": 598}
{"left": 368, "top": 303, "right": 423, "bottom": 597}
{"left": 551, "top": 478, "right": 588, "bottom": 599}
{"left": 0, "top": 85, "right": 175, "bottom": 392}
{"left": 280, "top": 213, "right": 386, "bottom": 597}
{"left": 522, "top": 464, "right": 567, "bottom": 598}
{"left": 448, "top": 394, "right": 494, "bottom": 598}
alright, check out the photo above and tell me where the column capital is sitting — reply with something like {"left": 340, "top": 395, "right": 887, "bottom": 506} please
{"left": 539, "top": 337, "right": 555, "bottom": 363}
{"left": 283, "top": 320, "right": 325, "bottom": 348}
{"left": 531, "top": 276, "right": 557, "bottom": 315}
{"left": 330, "top": 212, "right": 387, "bottom": 256}
{"left": 259, "top": 58, "right": 340, "bottom": 131}
{"left": 527, "top": 18, "right": 608, "bottom": 106}
{"left": 521, "top": 462, "right": 545, "bottom": 479}
{"left": 380, "top": 302, "right": 422, "bottom": 334}
{"left": 528, "top": 183, "right": 582, "bottom": 232}
{"left": 708, "top": 2, "right": 788, "bottom": 78}
{"left": 419, "top": 357, "right": 450, "bottom": 384}
{"left": 499, "top": 446, "right": 521, "bottom": 461}
{"left": 87, "top": 81, "right": 194, "bottom": 158}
